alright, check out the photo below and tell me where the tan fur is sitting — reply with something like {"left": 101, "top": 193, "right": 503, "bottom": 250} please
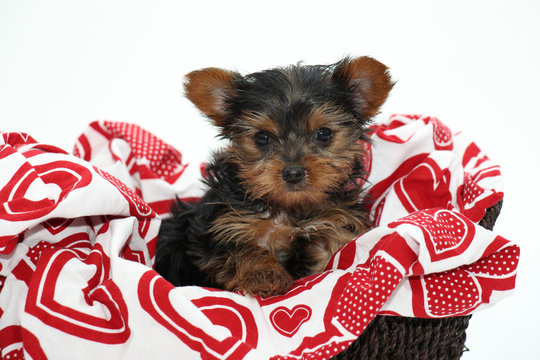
{"left": 332, "top": 56, "right": 394, "bottom": 117}
{"left": 297, "top": 205, "right": 370, "bottom": 273}
{"left": 226, "top": 104, "right": 366, "bottom": 211}
{"left": 208, "top": 200, "right": 370, "bottom": 289}
{"left": 206, "top": 209, "right": 296, "bottom": 295}
{"left": 184, "top": 67, "right": 238, "bottom": 126}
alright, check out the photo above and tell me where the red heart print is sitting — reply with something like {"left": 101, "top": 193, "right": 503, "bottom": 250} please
{"left": 25, "top": 246, "right": 130, "bottom": 344}
{"left": 0, "top": 160, "right": 92, "bottom": 221}
{"left": 43, "top": 218, "right": 74, "bottom": 235}
{"left": 395, "top": 157, "right": 453, "bottom": 213}
{"left": 410, "top": 269, "right": 480, "bottom": 317}
{"left": 270, "top": 305, "right": 312, "bottom": 337}
{"left": 138, "top": 271, "right": 258, "bottom": 359}
{"left": 389, "top": 209, "right": 475, "bottom": 261}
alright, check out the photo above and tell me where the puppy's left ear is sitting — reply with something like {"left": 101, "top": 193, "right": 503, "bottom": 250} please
{"left": 184, "top": 67, "right": 240, "bottom": 128}
{"left": 332, "top": 56, "right": 394, "bottom": 117}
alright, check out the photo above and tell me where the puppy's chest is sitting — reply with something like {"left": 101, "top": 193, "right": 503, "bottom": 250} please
{"left": 211, "top": 204, "right": 366, "bottom": 260}
{"left": 253, "top": 210, "right": 353, "bottom": 257}
{"left": 254, "top": 211, "right": 300, "bottom": 251}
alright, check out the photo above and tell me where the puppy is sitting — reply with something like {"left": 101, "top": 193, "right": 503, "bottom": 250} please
{"left": 155, "top": 56, "right": 393, "bottom": 296}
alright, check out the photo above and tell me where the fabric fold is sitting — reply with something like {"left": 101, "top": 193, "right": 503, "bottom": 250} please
{"left": 0, "top": 115, "right": 518, "bottom": 359}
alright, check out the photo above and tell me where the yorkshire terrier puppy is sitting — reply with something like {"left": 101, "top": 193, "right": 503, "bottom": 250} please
{"left": 155, "top": 56, "right": 393, "bottom": 296}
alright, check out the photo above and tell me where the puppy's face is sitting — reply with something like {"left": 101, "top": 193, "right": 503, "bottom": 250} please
{"left": 184, "top": 57, "right": 393, "bottom": 209}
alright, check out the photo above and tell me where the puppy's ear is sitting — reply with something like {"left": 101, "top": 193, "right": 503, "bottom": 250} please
{"left": 332, "top": 56, "right": 394, "bottom": 117}
{"left": 184, "top": 68, "right": 239, "bottom": 127}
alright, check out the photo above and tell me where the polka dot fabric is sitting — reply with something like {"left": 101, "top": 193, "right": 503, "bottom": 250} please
{"left": 95, "top": 166, "right": 154, "bottom": 218}
{"left": 389, "top": 209, "right": 475, "bottom": 261}
{"left": 467, "top": 245, "right": 519, "bottom": 277}
{"left": 367, "top": 113, "right": 504, "bottom": 227}
{"left": 335, "top": 257, "right": 402, "bottom": 336}
{"left": 72, "top": 120, "right": 204, "bottom": 217}
{"left": 421, "top": 269, "right": 481, "bottom": 317}
{"left": 3, "top": 348, "right": 23, "bottom": 360}
{"left": 0, "top": 116, "right": 518, "bottom": 359}
{"left": 429, "top": 116, "right": 453, "bottom": 150}
{"left": 103, "top": 121, "right": 185, "bottom": 182}
{"left": 27, "top": 242, "right": 53, "bottom": 266}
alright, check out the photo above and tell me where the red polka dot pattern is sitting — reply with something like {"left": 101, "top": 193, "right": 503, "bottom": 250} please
{"left": 27, "top": 241, "right": 54, "bottom": 266}
{"left": 270, "top": 341, "right": 353, "bottom": 360}
{"left": 423, "top": 269, "right": 480, "bottom": 316}
{"left": 431, "top": 117, "right": 453, "bottom": 150}
{"left": 461, "top": 173, "right": 485, "bottom": 206}
{"left": 301, "top": 342, "right": 351, "bottom": 360}
{"left": 3, "top": 349, "right": 24, "bottom": 360}
{"left": 104, "top": 122, "right": 184, "bottom": 180}
{"left": 336, "top": 257, "right": 402, "bottom": 336}
{"left": 467, "top": 246, "right": 519, "bottom": 277}
{"left": 394, "top": 210, "right": 472, "bottom": 257}
{"left": 95, "top": 167, "right": 154, "bottom": 218}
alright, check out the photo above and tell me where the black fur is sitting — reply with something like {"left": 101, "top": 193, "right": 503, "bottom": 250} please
{"left": 220, "top": 61, "right": 372, "bottom": 141}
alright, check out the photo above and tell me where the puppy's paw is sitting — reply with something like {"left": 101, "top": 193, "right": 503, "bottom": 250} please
{"left": 239, "top": 268, "right": 294, "bottom": 297}
{"left": 225, "top": 261, "right": 294, "bottom": 297}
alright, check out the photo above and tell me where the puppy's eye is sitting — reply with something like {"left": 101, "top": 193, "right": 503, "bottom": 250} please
{"left": 253, "top": 130, "right": 272, "bottom": 147}
{"left": 315, "top": 127, "right": 333, "bottom": 143}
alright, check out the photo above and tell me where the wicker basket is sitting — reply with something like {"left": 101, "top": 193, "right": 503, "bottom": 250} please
{"left": 333, "top": 201, "right": 502, "bottom": 360}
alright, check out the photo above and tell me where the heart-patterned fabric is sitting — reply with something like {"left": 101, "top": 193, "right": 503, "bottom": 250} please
{"left": 0, "top": 115, "right": 518, "bottom": 359}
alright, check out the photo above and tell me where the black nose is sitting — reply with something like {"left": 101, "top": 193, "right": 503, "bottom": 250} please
{"left": 282, "top": 165, "right": 306, "bottom": 184}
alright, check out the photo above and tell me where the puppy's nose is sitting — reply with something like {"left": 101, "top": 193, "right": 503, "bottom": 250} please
{"left": 282, "top": 165, "right": 306, "bottom": 184}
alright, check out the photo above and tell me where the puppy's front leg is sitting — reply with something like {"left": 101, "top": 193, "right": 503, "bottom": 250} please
{"left": 222, "top": 245, "right": 294, "bottom": 296}
{"left": 206, "top": 210, "right": 295, "bottom": 296}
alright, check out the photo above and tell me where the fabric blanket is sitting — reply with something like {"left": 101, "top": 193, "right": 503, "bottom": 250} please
{"left": 0, "top": 114, "right": 519, "bottom": 359}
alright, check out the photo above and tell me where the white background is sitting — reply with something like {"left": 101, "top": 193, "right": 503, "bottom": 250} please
{"left": 1, "top": 1, "right": 538, "bottom": 358}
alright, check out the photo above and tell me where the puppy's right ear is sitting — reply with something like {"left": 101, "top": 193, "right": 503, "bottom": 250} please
{"left": 332, "top": 57, "right": 394, "bottom": 118}
{"left": 184, "top": 68, "right": 239, "bottom": 127}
